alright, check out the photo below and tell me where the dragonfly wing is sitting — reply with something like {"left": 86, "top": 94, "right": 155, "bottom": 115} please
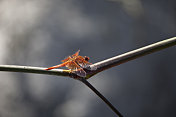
{"left": 70, "top": 61, "right": 86, "bottom": 77}
{"left": 79, "top": 62, "right": 97, "bottom": 71}
{"left": 79, "top": 63, "right": 90, "bottom": 70}
{"left": 62, "top": 56, "right": 72, "bottom": 62}
{"left": 73, "top": 69, "right": 86, "bottom": 77}
{"left": 89, "top": 65, "right": 97, "bottom": 70}
{"left": 72, "top": 50, "right": 80, "bottom": 57}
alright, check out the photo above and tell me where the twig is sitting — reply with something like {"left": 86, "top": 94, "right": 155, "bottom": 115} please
{"left": 0, "top": 65, "right": 71, "bottom": 77}
{"left": 79, "top": 78, "right": 123, "bottom": 117}
{"left": 0, "top": 37, "right": 176, "bottom": 117}
{"left": 0, "top": 65, "right": 123, "bottom": 116}
{"left": 1, "top": 37, "right": 175, "bottom": 79}
{"left": 88, "top": 37, "right": 176, "bottom": 78}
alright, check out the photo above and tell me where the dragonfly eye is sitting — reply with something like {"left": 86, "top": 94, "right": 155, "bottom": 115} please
{"left": 84, "top": 56, "right": 89, "bottom": 61}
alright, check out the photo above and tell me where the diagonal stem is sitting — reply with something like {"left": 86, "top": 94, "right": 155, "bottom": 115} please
{"left": 79, "top": 78, "right": 123, "bottom": 117}
{"left": 89, "top": 37, "right": 176, "bottom": 78}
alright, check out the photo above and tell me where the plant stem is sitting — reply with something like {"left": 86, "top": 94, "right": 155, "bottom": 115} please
{"left": 0, "top": 37, "right": 175, "bottom": 116}
{"left": 89, "top": 37, "right": 176, "bottom": 77}
{"left": 1, "top": 37, "right": 176, "bottom": 79}
{"left": 0, "top": 65, "right": 71, "bottom": 77}
{"left": 79, "top": 78, "right": 123, "bottom": 117}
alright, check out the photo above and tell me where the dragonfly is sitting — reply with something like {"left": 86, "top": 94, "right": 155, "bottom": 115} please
{"left": 45, "top": 50, "right": 96, "bottom": 77}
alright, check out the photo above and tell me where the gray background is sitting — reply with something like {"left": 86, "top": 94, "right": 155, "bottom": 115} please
{"left": 0, "top": 0, "right": 176, "bottom": 117}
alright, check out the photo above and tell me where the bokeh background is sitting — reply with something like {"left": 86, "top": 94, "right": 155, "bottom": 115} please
{"left": 0, "top": 0, "right": 176, "bottom": 117}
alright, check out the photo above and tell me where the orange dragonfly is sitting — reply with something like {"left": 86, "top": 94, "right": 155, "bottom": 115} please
{"left": 45, "top": 50, "right": 96, "bottom": 77}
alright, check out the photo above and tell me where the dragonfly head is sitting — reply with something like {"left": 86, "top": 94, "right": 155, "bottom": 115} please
{"left": 84, "top": 56, "right": 90, "bottom": 61}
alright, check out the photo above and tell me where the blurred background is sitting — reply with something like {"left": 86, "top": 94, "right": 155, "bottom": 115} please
{"left": 0, "top": 0, "right": 176, "bottom": 117}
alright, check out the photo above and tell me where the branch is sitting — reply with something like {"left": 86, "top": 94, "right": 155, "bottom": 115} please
{"left": 79, "top": 78, "right": 123, "bottom": 117}
{"left": 0, "top": 65, "right": 123, "bottom": 116}
{"left": 1, "top": 37, "right": 175, "bottom": 79}
{"left": 88, "top": 37, "right": 176, "bottom": 78}
{"left": 0, "top": 37, "right": 175, "bottom": 117}
{"left": 0, "top": 65, "right": 72, "bottom": 77}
